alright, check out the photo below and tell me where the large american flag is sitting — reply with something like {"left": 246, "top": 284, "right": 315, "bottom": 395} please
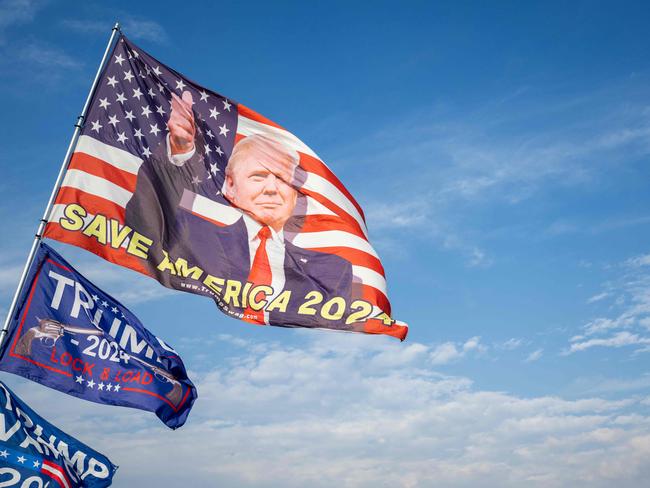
{"left": 44, "top": 34, "right": 408, "bottom": 340}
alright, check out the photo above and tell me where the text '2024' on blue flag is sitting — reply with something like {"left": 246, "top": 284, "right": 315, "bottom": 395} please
{"left": 0, "top": 379, "right": 117, "bottom": 487}
{"left": 0, "top": 243, "right": 197, "bottom": 429}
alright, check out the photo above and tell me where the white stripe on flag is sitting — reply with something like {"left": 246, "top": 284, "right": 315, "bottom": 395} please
{"left": 41, "top": 463, "right": 71, "bottom": 488}
{"left": 302, "top": 172, "right": 368, "bottom": 237}
{"left": 179, "top": 190, "right": 242, "bottom": 225}
{"left": 352, "top": 265, "right": 387, "bottom": 294}
{"left": 305, "top": 195, "right": 337, "bottom": 216}
{"left": 61, "top": 169, "right": 133, "bottom": 208}
{"left": 237, "top": 115, "right": 322, "bottom": 161}
{"left": 75, "top": 135, "right": 143, "bottom": 174}
{"left": 289, "top": 230, "right": 379, "bottom": 259}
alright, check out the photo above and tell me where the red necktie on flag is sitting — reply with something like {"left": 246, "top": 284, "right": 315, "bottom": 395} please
{"left": 243, "top": 227, "right": 272, "bottom": 325}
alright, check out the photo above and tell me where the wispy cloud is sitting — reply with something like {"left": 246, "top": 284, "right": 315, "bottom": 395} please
{"left": 16, "top": 41, "right": 82, "bottom": 69}
{"left": 568, "top": 331, "right": 650, "bottom": 354}
{"left": 348, "top": 81, "right": 650, "bottom": 267}
{"left": 587, "top": 292, "right": 610, "bottom": 304}
{"left": 61, "top": 16, "right": 168, "bottom": 44}
{"left": 525, "top": 348, "right": 543, "bottom": 362}
{"left": 430, "top": 335, "right": 486, "bottom": 365}
{"left": 568, "top": 251, "right": 650, "bottom": 355}
{"left": 0, "top": 0, "right": 47, "bottom": 44}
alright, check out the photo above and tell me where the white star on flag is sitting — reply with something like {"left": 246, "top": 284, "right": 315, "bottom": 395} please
{"left": 91, "top": 120, "right": 102, "bottom": 133}
{"left": 132, "top": 88, "right": 143, "bottom": 100}
{"left": 114, "top": 54, "right": 125, "bottom": 65}
{"left": 200, "top": 90, "right": 209, "bottom": 102}
{"left": 143, "top": 146, "right": 152, "bottom": 157}
{"left": 99, "top": 98, "right": 110, "bottom": 110}
{"left": 219, "top": 124, "right": 230, "bottom": 136}
{"left": 117, "top": 131, "right": 128, "bottom": 144}
{"left": 17, "top": 456, "right": 26, "bottom": 464}
{"left": 108, "top": 115, "right": 119, "bottom": 127}
{"left": 150, "top": 124, "right": 161, "bottom": 136}
{"left": 141, "top": 105, "right": 152, "bottom": 118}
{"left": 134, "top": 128, "right": 144, "bottom": 139}
{"left": 209, "top": 107, "right": 219, "bottom": 119}
{"left": 125, "top": 110, "right": 136, "bottom": 122}
{"left": 123, "top": 70, "right": 134, "bottom": 82}
{"left": 175, "top": 79, "right": 186, "bottom": 91}
{"left": 75, "top": 375, "right": 84, "bottom": 384}
{"left": 116, "top": 92, "right": 127, "bottom": 103}
{"left": 223, "top": 99, "right": 232, "bottom": 111}
{"left": 87, "top": 379, "right": 96, "bottom": 388}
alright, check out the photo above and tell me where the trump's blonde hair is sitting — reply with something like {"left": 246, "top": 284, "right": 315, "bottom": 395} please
{"left": 225, "top": 133, "right": 299, "bottom": 178}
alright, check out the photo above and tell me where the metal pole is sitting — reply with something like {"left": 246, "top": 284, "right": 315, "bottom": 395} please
{"left": 0, "top": 22, "right": 121, "bottom": 350}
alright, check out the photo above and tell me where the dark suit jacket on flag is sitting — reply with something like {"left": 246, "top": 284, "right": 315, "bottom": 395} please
{"left": 0, "top": 243, "right": 197, "bottom": 429}
{"left": 0, "top": 380, "right": 117, "bottom": 487}
{"left": 42, "top": 33, "right": 408, "bottom": 340}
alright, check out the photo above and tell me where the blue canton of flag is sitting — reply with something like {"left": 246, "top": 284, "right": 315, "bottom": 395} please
{"left": 0, "top": 243, "right": 197, "bottom": 429}
{"left": 0, "top": 380, "right": 117, "bottom": 487}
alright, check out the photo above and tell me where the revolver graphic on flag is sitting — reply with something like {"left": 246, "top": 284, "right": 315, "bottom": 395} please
{"left": 126, "top": 354, "right": 184, "bottom": 407}
{"left": 15, "top": 318, "right": 103, "bottom": 356}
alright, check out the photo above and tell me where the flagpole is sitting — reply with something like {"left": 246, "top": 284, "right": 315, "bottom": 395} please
{"left": 0, "top": 22, "right": 121, "bottom": 350}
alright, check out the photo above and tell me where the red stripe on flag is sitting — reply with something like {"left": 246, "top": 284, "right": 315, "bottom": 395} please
{"left": 363, "top": 318, "right": 408, "bottom": 341}
{"left": 68, "top": 151, "right": 137, "bottom": 192}
{"left": 53, "top": 187, "right": 126, "bottom": 222}
{"left": 238, "top": 103, "right": 285, "bottom": 130}
{"left": 295, "top": 215, "right": 373, "bottom": 248}
{"left": 300, "top": 187, "right": 368, "bottom": 240}
{"left": 42, "top": 460, "right": 72, "bottom": 488}
{"left": 298, "top": 152, "right": 366, "bottom": 223}
{"left": 359, "top": 283, "right": 392, "bottom": 316}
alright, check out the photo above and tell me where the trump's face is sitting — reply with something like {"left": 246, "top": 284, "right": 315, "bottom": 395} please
{"left": 225, "top": 153, "right": 298, "bottom": 232}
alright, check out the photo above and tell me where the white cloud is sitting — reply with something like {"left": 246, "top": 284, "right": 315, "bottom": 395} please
{"left": 5, "top": 336, "right": 650, "bottom": 487}
{"left": 0, "top": 0, "right": 46, "bottom": 43}
{"left": 569, "top": 251, "right": 650, "bottom": 354}
{"left": 587, "top": 292, "right": 610, "bottom": 304}
{"left": 17, "top": 41, "right": 82, "bottom": 69}
{"left": 626, "top": 254, "right": 650, "bottom": 268}
{"left": 568, "top": 332, "right": 650, "bottom": 354}
{"left": 430, "top": 336, "right": 485, "bottom": 365}
{"left": 525, "top": 348, "right": 543, "bottom": 362}
{"left": 500, "top": 338, "right": 523, "bottom": 350}
{"left": 61, "top": 17, "right": 168, "bottom": 44}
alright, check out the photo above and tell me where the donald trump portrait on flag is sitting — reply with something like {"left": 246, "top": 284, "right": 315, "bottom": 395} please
{"left": 126, "top": 91, "right": 354, "bottom": 328}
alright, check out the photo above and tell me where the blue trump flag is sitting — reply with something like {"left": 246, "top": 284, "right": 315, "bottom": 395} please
{"left": 0, "top": 379, "right": 117, "bottom": 486}
{"left": 0, "top": 243, "right": 197, "bottom": 429}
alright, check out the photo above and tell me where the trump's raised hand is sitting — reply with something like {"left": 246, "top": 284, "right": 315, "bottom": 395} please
{"left": 168, "top": 91, "right": 195, "bottom": 155}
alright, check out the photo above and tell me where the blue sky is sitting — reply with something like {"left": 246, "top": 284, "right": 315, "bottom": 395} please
{"left": 1, "top": 0, "right": 650, "bottom": 486}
